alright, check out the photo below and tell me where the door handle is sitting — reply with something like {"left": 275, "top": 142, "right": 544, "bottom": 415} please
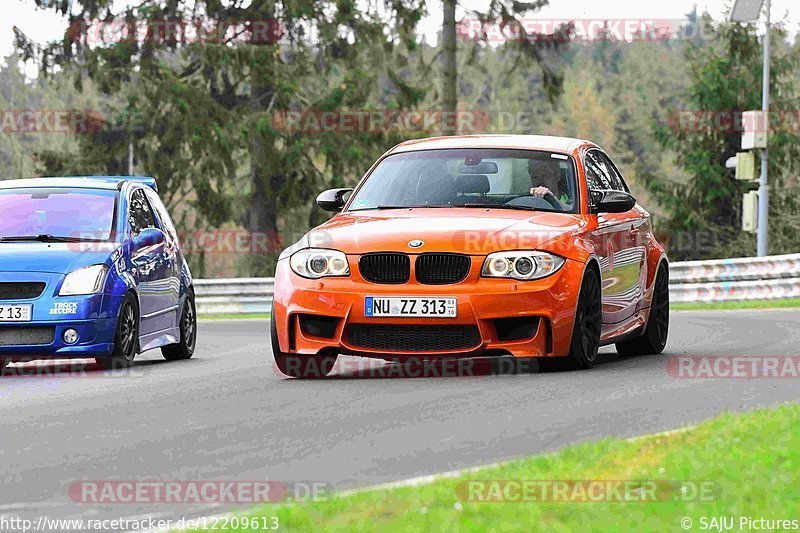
{"left": 627, "top": 227, "right": 640, "bottom": 237}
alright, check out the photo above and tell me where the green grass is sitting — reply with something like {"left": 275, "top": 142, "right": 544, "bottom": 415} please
{"left": 198, "top": 313, "right": 270, "bottom": 320}
{"left": 672, "top": 297, "right": 800, "bottom": 311}
{"left": 189, "top": 403, "right": 800, "bottom": 532}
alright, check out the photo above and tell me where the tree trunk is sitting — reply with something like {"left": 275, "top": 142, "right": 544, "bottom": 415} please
{"left": 442, "top": 0, "right": 458, "bottom": 136}
{"left": 247, "top": 111, "right": 281, "bottom": 276}
{"left": 247, "top": 4, "right": 281, "bottom": 276}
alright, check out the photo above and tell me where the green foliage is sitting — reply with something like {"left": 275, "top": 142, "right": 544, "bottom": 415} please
{"left": 651, "top": 16, "right": 800, "bottom": 259}
{"left": 16, "top": 0, "right": 432, "bottom": 276}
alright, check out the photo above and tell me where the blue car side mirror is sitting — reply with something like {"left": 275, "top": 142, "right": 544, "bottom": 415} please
{"left": 132, "top": 227, "right": 166, "bottom": 252}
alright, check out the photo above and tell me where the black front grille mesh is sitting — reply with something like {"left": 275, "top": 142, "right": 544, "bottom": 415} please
{"left": 0, "top": 327, "right": 55, "bottom": 346}
{"left": 345, "top": 324, "right": 481, "bottom": 352}
{"left": 359, "top": 253, "right": 410, "bottom": 284}
{"left": 0, "top": 282, "right": 46, "bottom": 300}
{"left": 416, "top": 254, "right": 471, "bottom": 284}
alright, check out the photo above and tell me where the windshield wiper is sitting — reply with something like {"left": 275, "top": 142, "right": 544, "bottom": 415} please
{"left": 354, "top": 205, "right": 449, "bottom": 210}
{"left": 0, "top": 234, "right": 104, "bottom": 243}
{"left": 452, "top": 202, "right": 535, "bottom": 210}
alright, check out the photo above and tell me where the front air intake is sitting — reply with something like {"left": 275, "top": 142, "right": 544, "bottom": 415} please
{"left": 345, "top": 324, "right": 481, "bottom": 352}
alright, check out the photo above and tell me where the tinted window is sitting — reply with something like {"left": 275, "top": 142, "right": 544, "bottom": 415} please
{"left": 585, "top": 150, "right": 626, "bottom": 192}
{"left": 128, "top": 189, "right": 157, "bottom": 235}
{"left": 584, "top": 150, "right": 613, "bottom": 191}
{"left": 144, "top": 188, "right": 179, "bottom": 244}
{"left": 0, "top": 188, "right": 117, "bottom": 240}
{"left": 598, "top": 153, "right": 627, "bottom": 191}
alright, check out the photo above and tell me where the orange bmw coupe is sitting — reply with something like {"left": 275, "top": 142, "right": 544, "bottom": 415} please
{"left": 271, "top": 135, "right": 669, "bottom": 377}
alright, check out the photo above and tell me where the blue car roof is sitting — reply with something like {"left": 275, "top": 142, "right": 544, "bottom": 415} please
{"left": 0, "top": 176, "right": 158, "bottom": 192}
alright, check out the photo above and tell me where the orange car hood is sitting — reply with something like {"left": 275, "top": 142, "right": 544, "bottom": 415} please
{"left": 308, "top": 208, "right": 586, "bottom": 255}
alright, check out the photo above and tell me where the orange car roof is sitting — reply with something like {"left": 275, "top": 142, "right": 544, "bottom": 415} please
{"left": 388, "top": 134, "right": 593, "bottom": 155}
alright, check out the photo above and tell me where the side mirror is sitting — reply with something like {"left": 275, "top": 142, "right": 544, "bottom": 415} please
{"left": 132, "top": 227, "right": 166, "bottom": 252}
{"left": 591, "top": 190, "right": 636, "bottom": 214}
{"left": 316, "top": 188, "right": 353, "bottom": 212}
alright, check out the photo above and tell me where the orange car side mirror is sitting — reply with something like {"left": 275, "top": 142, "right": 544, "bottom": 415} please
{"left": 591, "top": 190, "right": 636, "bottom": 214}
{"left": 316, "top": 188, "right": 353, "bottom": 212}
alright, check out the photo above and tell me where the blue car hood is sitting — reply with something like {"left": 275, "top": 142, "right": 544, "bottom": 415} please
{"left": 0, "top": 242, "right": 120, "bottom": 274}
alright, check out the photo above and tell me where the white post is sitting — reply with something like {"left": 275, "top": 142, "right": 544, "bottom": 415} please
{"left": 128, "top": 141, "right": 134, "bottom": 176}
{"left": 757, "top": 0, "right": 770, "bottom": 256}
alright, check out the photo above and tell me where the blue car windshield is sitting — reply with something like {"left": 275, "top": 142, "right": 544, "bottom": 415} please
{"left": 0, "top": 188, "right": 118, "bottom": 241}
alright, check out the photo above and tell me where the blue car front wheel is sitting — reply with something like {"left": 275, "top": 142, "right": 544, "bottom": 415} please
{"left": 99, "top": 293, "right": 139, "bottom": 370}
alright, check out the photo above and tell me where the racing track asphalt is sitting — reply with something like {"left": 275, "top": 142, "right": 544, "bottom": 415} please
{"left": 1, "top": 309, "right": 799, "bottom": 527}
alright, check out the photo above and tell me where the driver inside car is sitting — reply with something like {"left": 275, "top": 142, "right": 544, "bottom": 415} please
{"left": 528, "top": 159, "right": 571, "bottom": 210}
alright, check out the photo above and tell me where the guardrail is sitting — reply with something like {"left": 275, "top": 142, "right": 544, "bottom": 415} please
{"left": 669, "top": 253, "right": 800, "bottom": 303}
{"left": 194, "top": 253, "right": 800, "bottom": 314}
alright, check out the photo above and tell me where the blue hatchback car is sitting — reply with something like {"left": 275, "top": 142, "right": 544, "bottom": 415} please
{"left": 0, "top": 176, "right": 196, "bottom": 370}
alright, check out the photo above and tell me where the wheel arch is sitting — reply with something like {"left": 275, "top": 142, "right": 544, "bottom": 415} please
{"left": 559, "top": 256, "right": 602, "bottom": 357}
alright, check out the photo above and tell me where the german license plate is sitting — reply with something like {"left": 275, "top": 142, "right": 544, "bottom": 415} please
{"left": 0, "top": 304, "right": 32, "bottom": 322}
{"left": 365, "top": 297, "right": 457, "bottom": 318}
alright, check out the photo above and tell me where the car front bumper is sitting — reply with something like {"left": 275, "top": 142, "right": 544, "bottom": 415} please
{"left": 0, "top": 318, "right": 117, "bottom": 358}
{"left": 272, "top": 255, "right": 585, "bottom": 359}
{"left": 0, "top": 273, "right": 123, "bottom": 358}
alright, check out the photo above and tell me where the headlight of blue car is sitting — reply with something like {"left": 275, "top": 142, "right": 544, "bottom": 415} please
{"left": 60, "top": 264, "right": 109, "bottom": 296}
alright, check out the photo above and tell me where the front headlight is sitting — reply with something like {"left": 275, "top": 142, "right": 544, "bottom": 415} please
{"left": 290, "top": 249, "right": 350, "bottom": 279}
{"left": 481, "top": 251, "right": 565, "bottom": 281}
{"left": 60, "top": 264, "right": 109, "bottom": 296}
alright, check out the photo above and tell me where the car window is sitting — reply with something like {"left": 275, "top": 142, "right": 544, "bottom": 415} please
{"left": 584, "top": 150, "right": 613, "bottom": 192}
{"left": 347, "top": 148, "right": 579, "bottom": 213}
{"left": 128, "top": 188, "right": 157, "bottom": 235}
{"left": 0, "top": 187, "right": 117, "bottom": 241}
{"left": 598, "top": 152, "right": 627, "bottom": 192}
{"left": 585, "top": 150, "right": 626, "bottom": 192}
{"left": 144, "top": 188, "right": 179, "bottom": 245}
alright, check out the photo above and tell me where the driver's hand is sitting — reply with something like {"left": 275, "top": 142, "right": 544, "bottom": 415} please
{"left": 530, "top": 186, "right": 553, "bottom": 198}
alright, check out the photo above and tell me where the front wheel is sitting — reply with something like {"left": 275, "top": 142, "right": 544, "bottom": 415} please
{"left": 616, "top": 262, "right": 669, "bottom": 357}
{"left": 162, "top": 290, "right": 197, "bottom": 361}
{"left": 99, "top": 293, "right": 139, "bottom": 370}
{"left": 541, "top": 267, "right": 602, "bottom": 371}
{"left": 270, "top": 305, "right": 337, "bottom": 378}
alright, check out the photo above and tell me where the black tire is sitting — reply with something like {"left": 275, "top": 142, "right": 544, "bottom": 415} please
{"left": 162, "top": 290, "right": 197, "bottom": 361}
{"left": 541, "top": 267, "right": 602, "bottom": 371}
{"left": 0, "top": 358, "right": 8, "bottom": 374}
{"left": 616, "top": 262, "right": 669, "bottom": 357}
{"left": 270, "top": 305, "right": 337, "bottom": 378}
{"left": 99, "top": 293, "right": 139, "bottom": 370}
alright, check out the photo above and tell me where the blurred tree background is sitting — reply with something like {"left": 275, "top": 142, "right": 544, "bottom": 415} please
{"left": 2, "top": 2, "right": 799, "bottom": 273}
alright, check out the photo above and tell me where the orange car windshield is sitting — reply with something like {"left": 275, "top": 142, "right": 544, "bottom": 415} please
{"left": 348, "top": 149, "right": 578, "bottom": 213}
